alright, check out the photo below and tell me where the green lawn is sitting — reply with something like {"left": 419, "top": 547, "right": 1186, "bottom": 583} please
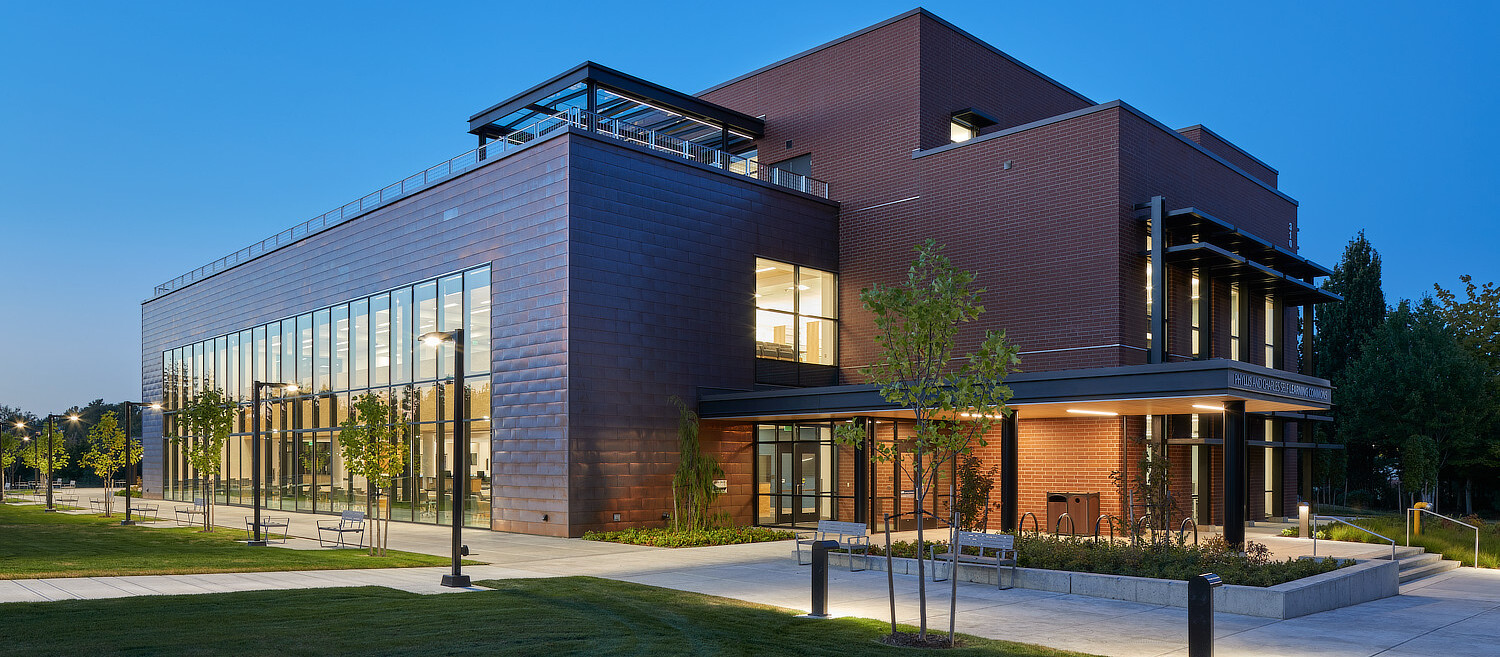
{"left": 0, "top": 577, "right": 1097, "bottom": 656}
{"left": 1328, "top": 513, "right": 1499, "bottom": 568}
{"left": 0, "top": 502, "right": 453, "bottom": 578}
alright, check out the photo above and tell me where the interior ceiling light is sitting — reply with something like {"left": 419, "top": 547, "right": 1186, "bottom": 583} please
{"left": 786, "top": 285, "right": 810, "bottom": 291}
{"left": 754, "top": 267, "right": 777, "bottom": 273}
{"left": 1192, "top": 404, "right": 1225, "bottom": 411}
{"left": 1066, "top": 409, "right": 1118, "bottom": 416}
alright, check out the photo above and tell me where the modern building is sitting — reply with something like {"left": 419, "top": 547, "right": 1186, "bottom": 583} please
{"left": 141, "top": 9, "right": 1340, "bottom": 543}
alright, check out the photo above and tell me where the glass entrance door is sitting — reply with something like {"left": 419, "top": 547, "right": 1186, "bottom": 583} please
{"left": 776, "top": 442, "right": 820, "bottom": 525}
{"left": 755, "top": 423, "right": 848, "bottom": 529}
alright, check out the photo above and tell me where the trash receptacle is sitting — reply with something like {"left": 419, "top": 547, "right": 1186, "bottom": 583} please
{"left": 1047, "top": 493, "right": 1069, "bottom": 534}
{"left": 1069, "top": 493, "right": 1100, "bottom": 533}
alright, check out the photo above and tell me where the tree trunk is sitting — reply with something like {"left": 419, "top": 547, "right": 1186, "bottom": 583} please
{"left": 103, "top": 481, "right": 113, "bottom": 517}
{"left": 1466, "top": 479, "right": 1473, "bottom": 516}
{"left": 914, "top": 442, "right": 927, "bottom": 639}
{"left": 367, "top": 488, "right": 375, "bottom": 556}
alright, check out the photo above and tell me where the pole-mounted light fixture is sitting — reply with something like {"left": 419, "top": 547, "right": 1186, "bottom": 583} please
{"left": 249, "top": 381, "right": 297, "bottom": 546}
{"left": 421, "top": 329, "right": 470, "bottom": 588}
{"left": 119, "top": 401, "right": 162, "bottom": 525}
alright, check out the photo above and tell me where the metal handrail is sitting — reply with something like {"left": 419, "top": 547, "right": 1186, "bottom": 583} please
{"left": 1178, "top": 517, "right": 1198, "bottom": 546}
{"left": 1313, "top": 516, "right": 1397, "bottom": 562}
{"left": 150, "top": 106, "right": 832, "bottom": 299}
{"left": 1054, "top": 512, "right": 1076, "bottom": 536}
{"left": 1093, "top": 514, "right": 1116, "bottom": 541}
{"left": 1408, "top": 507, "right": 1480, "bottom": 568}
{"left": 1020, "top": 511, "right": 1040, "bottom": 535}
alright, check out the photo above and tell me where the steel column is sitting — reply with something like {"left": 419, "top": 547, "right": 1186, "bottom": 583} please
{"left": 1223, "top": 400, "right": 1246, "bottom": 548}
{"left": 1001, "top": 411, "right": 1019, "bottom": 533}
{"left": 1149, "top": 195, "right": 1167, "bottom": 364}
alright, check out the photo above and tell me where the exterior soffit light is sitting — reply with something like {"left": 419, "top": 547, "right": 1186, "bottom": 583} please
{"left": 1192, "top": 404, "right": 1225, "bottom": 411}
{"left": 1066, "top": 409, "right": 1118, "bottom": 416}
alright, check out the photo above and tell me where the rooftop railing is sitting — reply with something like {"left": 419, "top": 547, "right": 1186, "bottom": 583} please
{"left": 150, "top": 108, "right": 828, "bottom": 298}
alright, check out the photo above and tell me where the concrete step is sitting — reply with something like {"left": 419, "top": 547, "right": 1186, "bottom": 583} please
{"left": 1391, "top": 546, "right": 1427, "bottom": 560}
{"left": 1399, "top": 559, "right": 1460, "bottom": 584}
{"left": 1398, "top": 552, "right": 1442, "bottom": 570}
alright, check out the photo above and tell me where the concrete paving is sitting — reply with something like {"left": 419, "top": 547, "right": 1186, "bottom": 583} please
{"left": 3, "top": 493, "right": 1498, "bottom": 656}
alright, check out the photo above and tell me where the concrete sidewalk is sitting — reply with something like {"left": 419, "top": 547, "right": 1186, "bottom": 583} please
{"left": 4, "top": 495, "right": 1498, "bottom": 656}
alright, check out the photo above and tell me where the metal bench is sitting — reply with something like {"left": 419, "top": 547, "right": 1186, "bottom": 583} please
{"left": 317, "top": 510, "right": 366, "bottom": 548}
{"left": 796, "top": 520, "right": 870, "bottom": 571}
{"left": 132, "top": 504, "right": 160, "bottom": 522}
{"left": 930, "top": 531, "right": 1018, "bottom": 590}
{"left": 246, "top": 516, "right": 291, "bottom": 544}
{"left": 175, "top": 498, "right": 207, "bottom": 526}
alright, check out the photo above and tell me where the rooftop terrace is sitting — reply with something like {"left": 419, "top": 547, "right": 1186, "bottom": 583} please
{"left": 150, "top": 99, "right": 827, "bottom": 300}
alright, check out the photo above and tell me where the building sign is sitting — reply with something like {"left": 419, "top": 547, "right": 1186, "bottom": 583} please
{"left": 1230, "top": 372, "right": 1332, "bottom": 403}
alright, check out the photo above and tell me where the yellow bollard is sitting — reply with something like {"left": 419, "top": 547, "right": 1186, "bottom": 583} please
{"left": 1413, "top": 502, "right": 1429, "bottom": 535}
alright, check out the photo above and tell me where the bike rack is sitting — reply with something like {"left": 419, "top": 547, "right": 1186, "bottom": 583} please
{"left": 1178, "top": 517, "right": 1198, "bottom": 546}
{"left": 1093, "top": 514, "right": 1116, "bottom": 542}
{"left": 1020, "top": 511, "right": 1040, "bottom": 535}
{"left": 1132, "top": 515, "right": 1153, "bottom": 546}
{"left": 1054, "top": 512, "right": 1076, "bottom": 536}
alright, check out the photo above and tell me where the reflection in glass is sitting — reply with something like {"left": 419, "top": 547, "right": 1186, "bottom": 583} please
{"left": 158, "top": 265, "right": 492, "bottom": 529}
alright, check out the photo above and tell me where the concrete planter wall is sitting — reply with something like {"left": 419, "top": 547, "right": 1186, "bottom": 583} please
{"left": 826, "top": 552, "right": 1397, "bottom": 619}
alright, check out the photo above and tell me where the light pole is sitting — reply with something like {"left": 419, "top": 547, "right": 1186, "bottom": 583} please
{"left": 249, "top": 381, "right": 297, "bottom": 546}
{"left": 422, "top": 328, "right": 469, "bottom": 588}
{"left": 119, "top": 401, "right": 162, "bottom": 526}
{"left": 37, "top": 414, "right": 80, "bottom": 512}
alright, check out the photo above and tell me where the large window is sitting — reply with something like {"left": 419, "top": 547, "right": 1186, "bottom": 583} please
{"left": 1230, "top": 285, "right": 1242, "bottom": 361}
{"left": 159, "top": 264, "right": 492, "bottom": 529}
{"left": 755, "top": 258, "right": 837, "bottom": 365}
{"left": 1264, "top": 296, "right": 1278, "bottom": 368}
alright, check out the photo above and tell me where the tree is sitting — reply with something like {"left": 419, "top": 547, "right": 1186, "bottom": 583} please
{"left": 1433, "top": 276, "right": 1500, "bottom": 513}
{"left": 1400, "top": 435, "right": 1439, "bottom": 505}
{"left": 20, "top": 425, "right": 69, "bottom": 489}
{"left": 834, "top": 239, "right": 1020, "bottom": 642}
{"left": 80, "top": 413, "right": 139, "bottom": 517}
{"left": 950, "top": 454, "right": 997, "bottom": 531}
{"left": 1313, "top": 231, "right": 1386, "bottom": 500}
{"left": 1, "top": 431, "right": 22, "bottom": 499}
{"left": 1338, "top": 299, "right": 1488, "bottom": 510}
{"left": 670, "top": 396, "right": 722, "bottom": 532}
{"left": 179, "top": 385, "right": 235, "bottom": 531}
{"left": 337, "top": 392, "right": 407, "bottom": 556}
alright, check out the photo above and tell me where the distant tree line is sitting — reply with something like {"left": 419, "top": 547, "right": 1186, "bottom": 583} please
{"left": 1, "top": 399, "right": 144, "bottom": 487}
{"left": 1313, "top": 232, "right": 1500, "bottom": 515}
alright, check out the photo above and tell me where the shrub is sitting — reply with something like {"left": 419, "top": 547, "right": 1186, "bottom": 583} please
{"left": 869, "top": 533, "right": 1346, "bottom": 587}
{"left": 582, "top": 526, "right": 795, "bottom": 548}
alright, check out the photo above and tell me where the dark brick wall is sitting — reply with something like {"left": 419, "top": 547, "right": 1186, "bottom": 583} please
{"left": 141, "top": 137, "right": 573, "bottom": 509}
{"left": 565, "top": 132, "right": 838, "bottom": 536}
{"left": 1176, "top": 126, "right": 1278, "bottom": 189}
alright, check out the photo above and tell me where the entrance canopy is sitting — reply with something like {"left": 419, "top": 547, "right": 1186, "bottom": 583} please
{"left": 699, "top": 359, "right": 1332, "bottom": 421}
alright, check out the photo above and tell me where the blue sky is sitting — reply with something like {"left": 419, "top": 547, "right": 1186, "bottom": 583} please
{"left": 0, "top": 1, "right": 1495, "bottom": 412}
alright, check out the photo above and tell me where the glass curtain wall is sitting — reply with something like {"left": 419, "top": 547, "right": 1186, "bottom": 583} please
{"left": 159, "top": 265, "right": 492, "bottom": 529}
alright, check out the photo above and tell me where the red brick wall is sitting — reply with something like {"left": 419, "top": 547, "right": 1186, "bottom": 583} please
{"left": 700, "top": 421, "right": 755, "bottom": 527}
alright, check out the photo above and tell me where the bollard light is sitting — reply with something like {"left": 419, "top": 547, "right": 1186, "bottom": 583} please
{"left": 1188, "top": 573, "right": 1223, "bottom": 657}
{"left": 1298, "top": 502, "right": 1310, "bottom": 539}
{"left": 801, "top": 539, "right": 840, "bottom": 619}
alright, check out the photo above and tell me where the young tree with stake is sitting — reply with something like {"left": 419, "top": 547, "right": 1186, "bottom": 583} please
{"left": 338, "top": 392, "right": 406, "bottom": 556}
{"left": 179, "top": 385, "right": 235, "bottom": 531}
{"left": 834, "top": 240, "right": 1019, "bottom": 643}
{"left": 81, "top": 414, "right": 139, "bottom": 516}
